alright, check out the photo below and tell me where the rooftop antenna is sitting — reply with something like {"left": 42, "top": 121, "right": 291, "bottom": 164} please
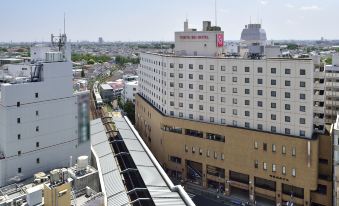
{"left": 214, "top": 0, "right": 217, "bottom": 26}
{"left": 64, "top": 12, "right": 66, "bottom": 34}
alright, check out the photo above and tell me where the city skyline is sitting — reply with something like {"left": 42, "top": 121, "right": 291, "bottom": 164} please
{"left": 1, "top": 0, "right": 339, "bottom": 42}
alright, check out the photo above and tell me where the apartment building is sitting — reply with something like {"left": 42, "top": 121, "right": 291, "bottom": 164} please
{"left": 0, "top": 35, "right": 91, "bottom": 187}
{"left": 325, "top": 54, "right": 339, "bottom": 124}
{"left": 135, "top": 20, "right": 332, "bottom": 206}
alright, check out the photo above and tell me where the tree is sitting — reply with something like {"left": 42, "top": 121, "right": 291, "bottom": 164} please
{"left": 123, "top": 101, "right": 135, "bottom": 124}
{"left": 117, "top": 96, "right": 124, "bottom": 109}
{"left": 87, "top": 59, "right": 95, "bottom": 65}
{"left": 81, "top": 69, "right": 85, "bottom": 78}
{"left": 325, "top": 57, "right": 332, "bottom": 65}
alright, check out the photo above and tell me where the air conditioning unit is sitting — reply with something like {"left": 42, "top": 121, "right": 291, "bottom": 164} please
{"left": 15, "top": 199, "right": 23, "bottom": 206}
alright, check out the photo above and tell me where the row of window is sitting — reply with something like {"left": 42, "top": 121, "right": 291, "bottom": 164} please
{"left": 185, "top": 145, "right": 225, "bottom": 160}
{"left": 255, "top": 161, "right": 296, "bottom": 177}
{"left": 17, "top": 158, "right": 40, "bottom": 173}
{"left": 255, "top": 142, "right": 297, "bottom": 156}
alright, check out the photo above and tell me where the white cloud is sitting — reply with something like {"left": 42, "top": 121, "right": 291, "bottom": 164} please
{"left": 260, "top": 0, "right": 268, "bottom": 5}
{"left": 300, "top": 5, "right": 321, "bottom": 10}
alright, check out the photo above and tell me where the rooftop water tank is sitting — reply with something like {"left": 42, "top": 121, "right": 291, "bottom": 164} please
{"left": 77, "top": 156, "right": 89, "bottom": 171}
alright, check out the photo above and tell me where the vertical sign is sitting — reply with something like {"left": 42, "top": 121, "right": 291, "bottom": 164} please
{"left": 216, "top": 33, "right": 224, "bottom": 47}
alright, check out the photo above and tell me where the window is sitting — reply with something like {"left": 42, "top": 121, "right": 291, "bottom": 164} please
{"left": 199, "top": 65, "right": 203, "bottom": 70}
{"left": 214, "top": 152, "right": 218, "bottom": 159}
{"left": 170, "top": 82, "right": 174, "bottom": 87}
{"left": 271, "top": 103, "right": 276, "bottom": 108}
{"left": 189, "top": 94, "right": 193, "bottom": 99}
{"left": 179, "top": 83, "right": 183, "bottom": 88}
{"left": 17, "top": 118, "right": 21, "bottom": 124}
{"left": 189, "top": 64, "right": 193, "bottom": 69}
{"left": 221, "top": 76, "right": 225, "bottom": 81}
{"left": 245, "top": 100, "right": 250, "bottom": 105}
{"left": 271, "top": 114, "right": 277, "bottom": 120}
{"left": 35, "top": 93, "right": 39, "bottom": 98}
{"left": 271, "top": 79, "right": 276, "bottom": 85}
{"left": 257, "top": 113, "right": 263, "bottom": 118}
{"left": 285, "top": 80, "right": 291, "bottom": 86}
{"left": 18, "top": 168, "right": 22, "bottom": 173}
{"left": 245, "top": 78, "right": 250, "bottom": 83}
{"left": 263, "top": 143, "right": 267, "bottom": 151}
{"left": 300, "top": 130, "right": 305, "bottom": 137}
{"left": 257, "top": 101, "right": 263, "bottom": 107}
{"left": 271, "top": 126, "right": 276, "bottom": 132}
{"left": 192, "top": 147, "right": 195, "bottom": 153}
{"left": 210, "top": 65, "right": 214, "bottom": 70}
{"left": 221, "top": 66, "right": 225, "bottom": 71}
{"left": 285, "top": 104, "right": 290, "bottom": 110}
{"left": 199, "top": 115, "right": 204, "bottom": 121}
{"left": 232, "top": 109, "right": 237, "bottom": 115}
{"left": 272, "top": 144, "right": 276, "bottom": 152}
{"left": 271, "top": 91, "right": 276, "bottom": 97}
{"left": 36, "top": 158, "right": 40, "bottom": 164}
{"left": 178, "top": 73, "right": 183, "bottom": 78}
{"left": 199, "top": 75, "right": 203, "bottom": 80}
{"left": 189, "top": 74, "right": 193, "bottom": 79}
{"left": 221, "top": 118, "right": 226, "bottom": 124}
{"left": 257, "top": 90, "right": 263, "bottom": 95}
{"left": 36, "top": 142, "right": 39, "bottom": 147}
{"left": 254, "top": 160, "right": 259, "bottom": 168}
{"left": 185, "top": 145, "right": 188, "bottom": 152}
{"left": 263, "top": 162, "right": 267, "bottom": 170}
{"left": 285, "top": 92, "right": 291, "bottom": 98}
{"left": 199, "top": 95, "right": 203, "bottom": 100}
{"left": 300, "top": 69, "right": 306, "bottom": 75}
{"left": 210, "top": 86, "right": 214, "bottom": 91}
{"left": 221, "top": 153, "right": 224, "bottom": 160}
{"left": 17, "top": 134, "right": 21, "bottom": 140}
{"left": 220, "top": 97, "right": 225, "bottom": 102}
{"left": 232, "top": 77, "right": 237, "bottom": 82}
{"left": 285, "top": 68, "right": 291, "bottom": 74}
{"left": 257, "top": 79, "right": 263, "bottom": 84}
{"left": 36, "top": 126, "right": 39, "bottom": 132}
{"left": 210, "top": 106, "right": 214, "bottom": 112}
{"left": 245, "top": 67, "right": 250, "bottom": 72}
{"left": 17, "top": 102, "right": 20, "bottom": 107}
{"left": 179, "top": 93, "right": 183, "bottom": 98}
{"left": 170, "top": 101, "right": 174, "bottom": 106}
{"left": 272, "top": 164, "right": 276, "bottom": 172}
{"left": 257, "top": 67, "right": 263, "bottom": 73}
{"left": 254, "top": 141, "right": 258, "bottom": 149}
{"left": 199, "top": 85, "right": 203, "bottom": 90}
{"left": 179, "top": 112, "right": 183, "bottom": 117}
{"left": 271, "top": 68, "right": 276, "bottom": 74}
{"left": 18, "top": 151, "right": 21, "bottom": 156}
{"left": 221, "top": 87, "right": 226, "bottom": 92}
{"left": 258, "top": 124, "right": 263, "bottom": 130}
{"left": 207, "top": 150, "right": 210, "bottom": 157}
{"left": 189, "top": 114, "right": 193, "bottom": 119}
{"left": 232, "top": 88, "right": 237, "bottom": 93}
{"left": 170, "top": 73, "right": 174, "bottom": 77}
{"left": 245, "top": 122, "right": 250, "bottom": 128}
{"left": 285, "top": 116, "right": 290, "bottom": 122}
{"left": 292, "top": 168, "right": 296, "bottom": 177}
{"left": 232, "top": 66, "right": 237, "bottom": 72}
{"left": 170, "top": 92, "right": 174, "bottom": 97}
{"left": 292, "top": 147, "right": 296, "bottom": 156}
{"left": 285, "top": 128, "right": 290, "bottom": 135}
{"left": 221, "top": 108, "right": 225, "bottom": 113}
{"left": 300, "top": 81, "right": 306, "bottom": 87}
{"left": 245, "top": 111, "right": 250, "bottom": 117}
{"left": 300, "top": 93, "right": 306, "bottom": 100}
{"left": 199, "top": 105, "right": 203, "bottom": 110}
{"left": 170, "top": 111, "right": 174, "bottom": 116}
{"left": 232, "top": 98, "right": 237, "bottom": 104}
{"left": 179, "top": 64, "right": 183, "bottom": 69}
{"left": 170, "top": 63, "right": 174, "bottom": 68}
{"left": 210, "top": 75, "right": 214, "bottom": 81}
{"left": 189, "top": 104, "right": 193, "bottom": 109}
{"left": 282, "top": 166, "right": 286, "bottom": 175}
{"left": 245, "top": 89, "right": 250, "bottom": 94}
{"left": 210, "top": 96, "right": 214, "bottom": 101}
{"left": 300, "top": 118, "right": 305, "bottom": 124}
{"left": 179, "top": 102, "right": 183, "bottom": 107}
{"left": 300, "top": 106, "right": 306, "bottom": 112}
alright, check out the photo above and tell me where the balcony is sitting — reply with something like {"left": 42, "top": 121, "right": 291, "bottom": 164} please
{"left": 313, "top": 105, "right": 325, "bottom": 114}
{"left": 314, "top": 116, "right": 325, "bottom": 125}
{"left": 314, "top": 82, "right": 325, "bottom": 90}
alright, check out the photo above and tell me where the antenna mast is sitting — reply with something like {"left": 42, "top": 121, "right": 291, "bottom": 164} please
{"left": 64, "top": 12, "right": 66, "bottom": 34}
{"left": 215, "top": 0, "right": 217, "bottom": 26}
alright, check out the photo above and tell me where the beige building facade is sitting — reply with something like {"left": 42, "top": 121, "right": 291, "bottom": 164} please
{"left": 136, "top": 95, "right": 332, "bottom": 206}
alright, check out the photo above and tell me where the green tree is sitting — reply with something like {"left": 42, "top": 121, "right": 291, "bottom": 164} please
{"left": 123, "top": 101, "right": 135, "bottom": 124}
{"left": 287, "top": 44, "right": 298, "bottom": 50}
{"left": 87, "top": 59, "right": 95, "bottom": 64}
{"left": 325, "top": 57, "right": 332, "bottom": 65}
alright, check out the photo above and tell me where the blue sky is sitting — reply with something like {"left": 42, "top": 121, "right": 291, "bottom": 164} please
{"left": 1, "top": 0, "right": 338, "bottom": 42}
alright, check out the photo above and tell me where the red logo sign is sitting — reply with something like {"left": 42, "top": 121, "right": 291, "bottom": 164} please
{"left": 217, "top": 34, "right": 224, "bottom": 47}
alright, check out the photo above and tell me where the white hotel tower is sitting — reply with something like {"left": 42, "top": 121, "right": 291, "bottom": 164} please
{"left": 0, "top": 34, "right": 90, "bottom": 186}
{"left": 138, "top": 20, "right": 325, "bottom": 138}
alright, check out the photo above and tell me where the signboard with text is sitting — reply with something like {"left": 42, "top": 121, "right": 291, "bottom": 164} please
{"left": 217, "top": 33, "right": 224, "bottom": 47}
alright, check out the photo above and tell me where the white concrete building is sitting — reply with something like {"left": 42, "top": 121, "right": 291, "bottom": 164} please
{"left": 325, "top": 54, "right": 339, "bottom": 124}
{"left": 123, "top": 80, "right": 138, "bottom": 103}
{"left": 0, "top": 36, "right": 90, "bottom": 187}
{"left": 138, "top": 20, "right": 326, "bottom": 139}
